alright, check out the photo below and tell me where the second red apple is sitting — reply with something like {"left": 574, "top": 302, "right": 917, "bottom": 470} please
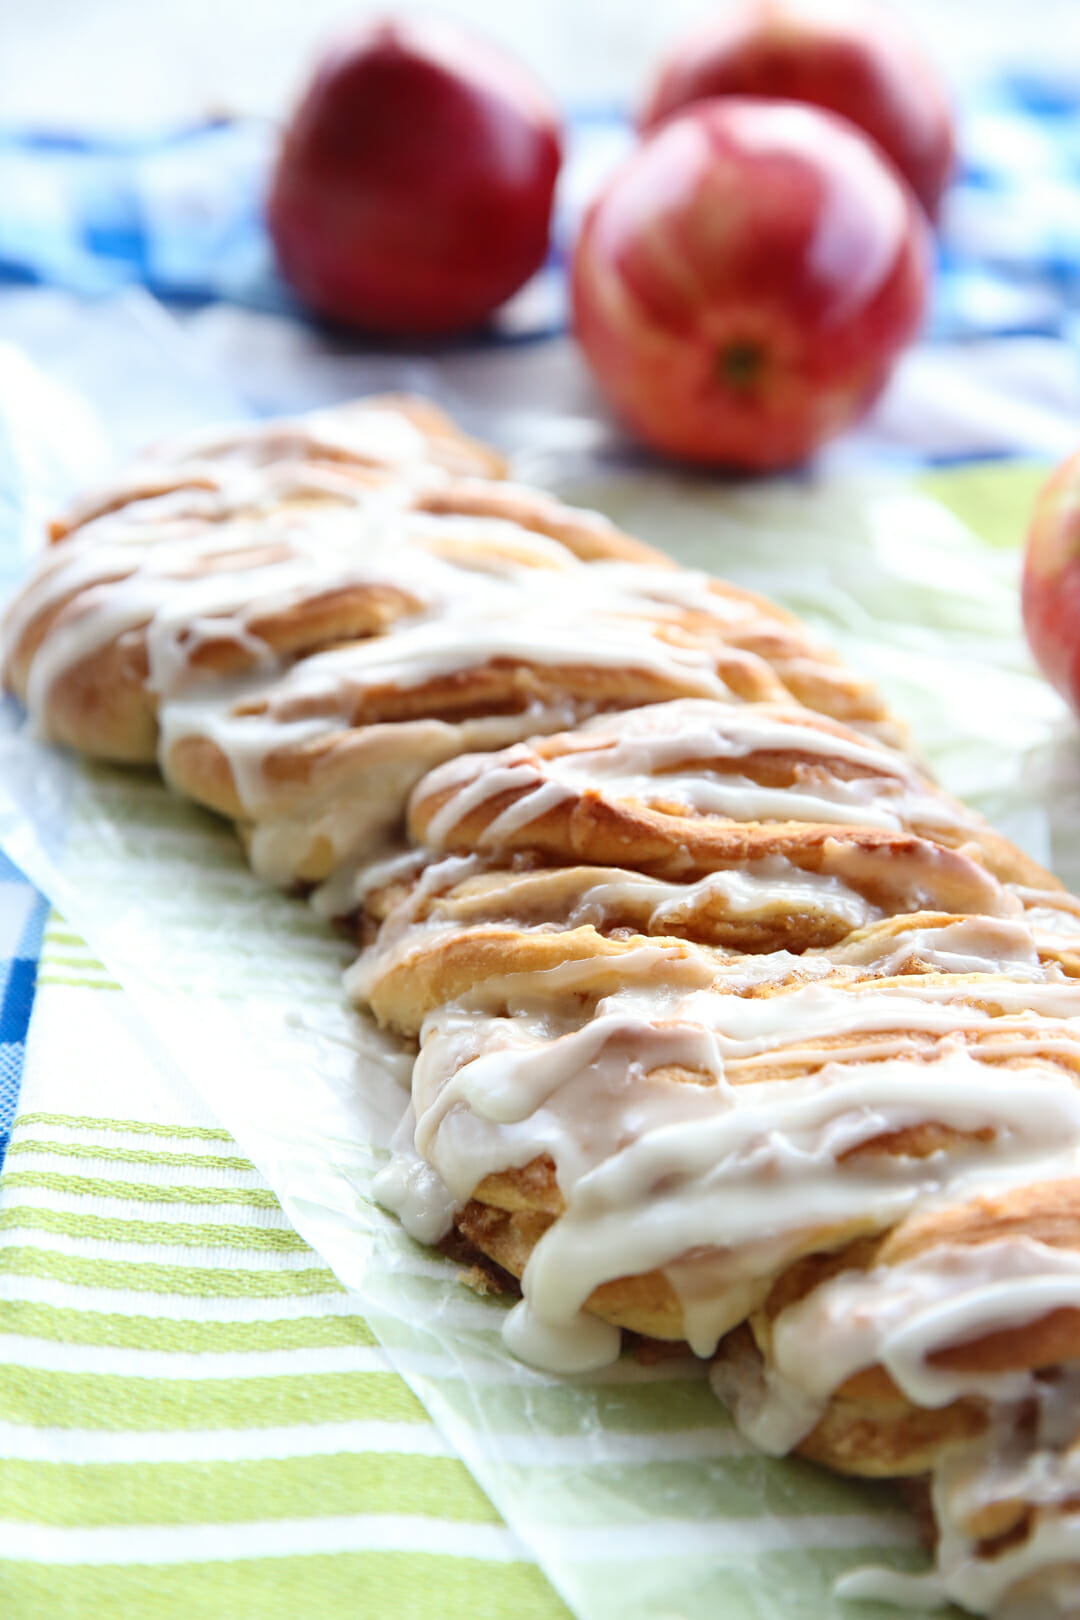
{"left": 572, "top": 98, "right": 930, "bottom": 471}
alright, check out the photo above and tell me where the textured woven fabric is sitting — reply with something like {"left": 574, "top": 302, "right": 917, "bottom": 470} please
{"left": 0, "top": 924, "right": 569, "bottom": 1620}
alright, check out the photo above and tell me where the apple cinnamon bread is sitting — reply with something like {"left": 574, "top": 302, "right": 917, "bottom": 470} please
{"left": 6, "top": 395, "right": 1080, "bottom": 1617}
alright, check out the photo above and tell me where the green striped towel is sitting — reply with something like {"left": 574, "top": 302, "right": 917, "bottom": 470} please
{"left": 2, "top": 926, "right": 571, "bottom": 1619}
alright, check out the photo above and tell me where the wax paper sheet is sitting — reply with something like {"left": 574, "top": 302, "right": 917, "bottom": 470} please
{"left": 1, "top": 290, "right": 1077, "bottom": 1620}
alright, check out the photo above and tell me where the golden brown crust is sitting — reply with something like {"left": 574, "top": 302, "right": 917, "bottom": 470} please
{"left": 6, "top": 399, "right": 900, "bottom": 797}
{"left": 365, "top": 923, "right": 691, "bottom": 1035}
{"left": 412, "top": 480, "right": 669, "bottom": 566}
{"left": 45, "top": 394, "right": 507, "bottom": 546}
{"left": 42, "top": 627, "right": 156, "bottom": 762}
{"left": 732, "top": 1328, "right": 992, "bottom": 1479}
{"left": 456, "top": 1138, "right": 1080, "bottom": 1363}
{"left": 409, "top": 721, "right": 1057, "bottom": 896}
{"left": 456, "top": 1199, "right": 685, "bottom": 1340}
{"left": 366, "top": 395, "right": 509, "bottom": 480}
{"left": 411, "top": 783, "right": 1010, "bottom": 913}
{"left": 712, "top": 1186, "right": 1080, "bottom": 1480}
{"left": 362, "top": 864, "right": 1080, "bottom": 988}
{"left": 161, "top": 664, "right": 829, "bottom": 877}
{"left": 452, "top": 1174, "right": 1080, "bottom": 1484}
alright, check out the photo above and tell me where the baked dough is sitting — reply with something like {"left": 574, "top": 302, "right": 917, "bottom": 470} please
{"left": 6, "top": 395, "right": 1080, "bottom": 1617}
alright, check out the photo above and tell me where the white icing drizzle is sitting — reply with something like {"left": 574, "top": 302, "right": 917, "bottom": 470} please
{"left": 394, "top": 950, "right": 1080, "bottom": 1354}
{"left": 271, "top": 605, "right": 725, "bottom": 702}
{"left": 578, "top": 859, "right": 880, "bottom": 932}
{"left": 10, "top": 494, "right": 577, "bottom": 723}
{"left": 709, "top": 1321, "right": 827, "bottom": 1456}
{"left": 373, "top": 1099, "right": 459, "bottom": 1247}
{"left": 309, "top": 845, "right": 434, "bottom": 923}
{"left": 6, "top": 409, "right": 901, "bottom": 896}
{"left": 835, "top": 1371, "right": 1080, "bottom": 1616}
{"left": 416, "top": 698, "right": 973, "bottom": 847}
{"left": 772, "top": 1239, "right": 1080, "bottom": 1413}
{"left": 833, "top": 914, "right": 1050, "bottom": 979}
{"left": 138, "top": 402, "right": 437, "bottom": 474}
{"left": 502, "top": 1298, "right": 622, "bottom": 1374}
{"left": 239, "top": 713, "right": 563, "bottom": 886}
{"left": 156, "top": 606, "right": 776, "bottom": 884}
{"left": 350, "top": 857, "right": 885, "bottom": 1005}
{"left": 16, "top": 472, "right": 869, "bottom": 887}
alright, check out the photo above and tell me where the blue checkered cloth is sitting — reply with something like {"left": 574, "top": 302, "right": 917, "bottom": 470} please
{"left": 2, "top": 78, "right": 1080, "bottom": 342}
{"left": 3, "top": 71, "right": 1080, "bottom": 1165}
{"left": 0, "top": 851, "right": 46, "bottom": 1161}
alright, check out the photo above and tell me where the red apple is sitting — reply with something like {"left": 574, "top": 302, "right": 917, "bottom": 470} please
{"left": 267, "top": 16, "right": 562, "bottom": 336}
{"left": 640, "top": 0, "right": 956, "bottom": 221}
{"left": 571, "top": 98, "right": 930, "bottom": 472}
{"left": 1022, "top": 450, "right": 1080, "bottom": 714}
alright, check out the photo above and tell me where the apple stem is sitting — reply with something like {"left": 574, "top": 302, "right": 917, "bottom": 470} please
{"left": 717, "top": 341, "right": 764, "bottom": 391}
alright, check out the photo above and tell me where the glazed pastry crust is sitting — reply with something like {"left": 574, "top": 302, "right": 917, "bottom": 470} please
{"left": 408, "top": 713, "right": 1055, "bottom": 891}
{"left": 8, "top": 395, "right": 1080, "bottom": 1616}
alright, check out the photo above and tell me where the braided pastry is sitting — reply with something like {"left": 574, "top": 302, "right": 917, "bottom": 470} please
{"left": 6, "top": 396, "right": 1079, "bottom": 1616}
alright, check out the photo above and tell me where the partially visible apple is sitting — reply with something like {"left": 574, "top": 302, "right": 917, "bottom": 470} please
{"left": 1022, "top": 450, "right": 1080, "bottom": 714}
{"left": 268, "top": 16, "right": 562, "bottom": 336}
{"left": 571, "top": 98, "right": 930, "bottom": 472}
{"left": 640, "top": 0, "right": 955, "bottom": 221}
